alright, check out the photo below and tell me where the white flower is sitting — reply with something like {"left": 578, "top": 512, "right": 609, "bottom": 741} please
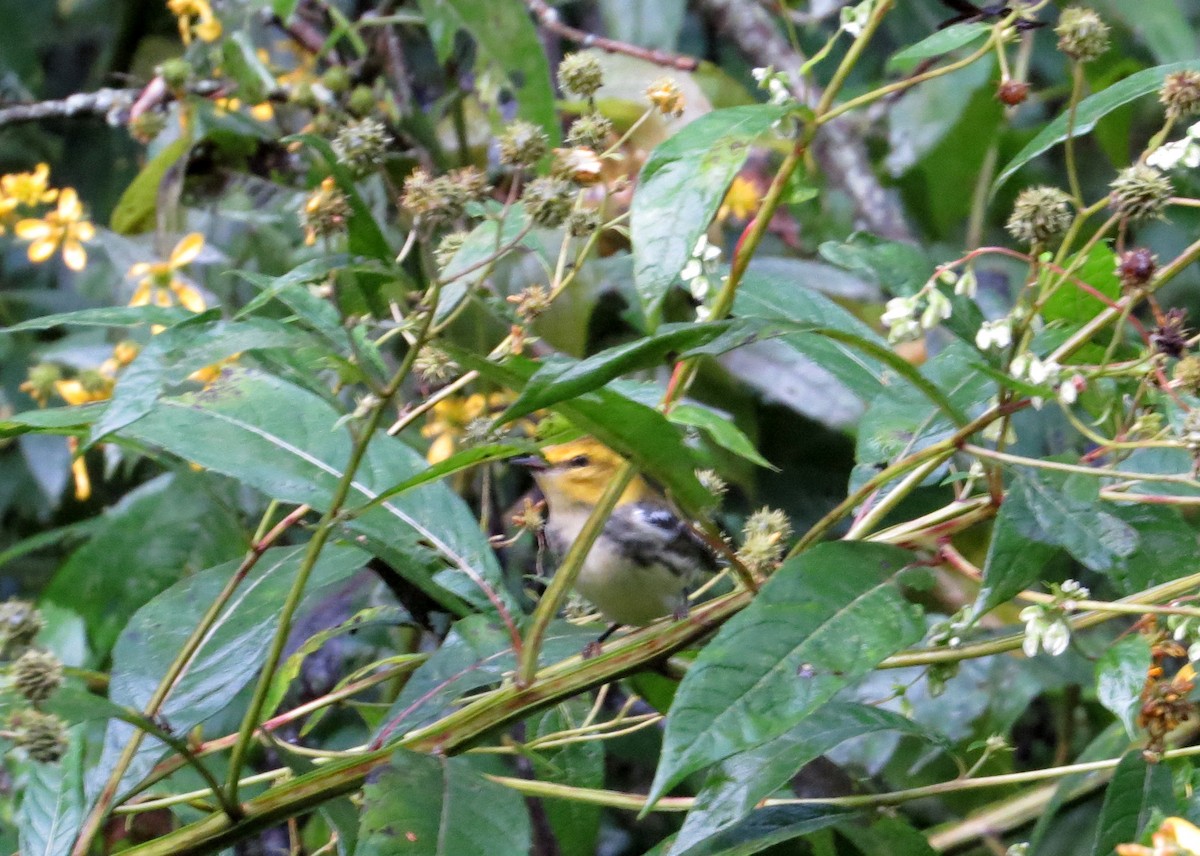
{"left": 887, "top": 317, "right": 922, "bottom": 344}
{"left": 920, "top": 289, "right": 952, "bottom": 329}
{"left": 1058, "top": 374, "right": 1084, "bottom": 405}
{"left": 1041, "top": 619, "right": 1071, "bottom": 656}
{"left": 954, "top": 269, "right": 978, "bottom": 298}
{"left": 751, "top": 66, "right": 792, "bottom": 105}
{"left": 1147, "top": 120, "right": 1200, "bottom": 170}
{"left": 680, "top": 258, "right": 704, "bottom": 284}
{"left": 1028, "top": 358, "right": 1061, "bottom": 386}
{"left": 1059, "top": 579, "right": 1089, "bottom": 599}
{"left": 692, "top": 235, "right": 721, "bottom": 263}
{"left": 882, "top": 295, "right": 917, "bottom": 326}
{"left": 1190, "top": 640, "right": 1200, "bottom": 662}
{"left": 1019, "top": 605, "right": 1072, "bottom": 657}
{"left": 975, "top": 319, "right": 1012, "bottom": 350}
{"left": 840, "top": 0, "right": 875, "bottom": 36}
{"left": 938, "top": 268, "right": 958, "bottom": 287}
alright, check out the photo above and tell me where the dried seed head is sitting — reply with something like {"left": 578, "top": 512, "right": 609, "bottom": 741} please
{"left": 557, "top": 53, "right": 604, "bottom": 99}
{"left": 0, "top": 600, "right": 43, "bottom": 656}
{"left": 498, "top": 120, "right": 549, "bottom": 168}
{"left": 12, "top": 648, "right": 63, "bottom": 704}
{"left": 566, "top": 209, "right": 601, "bottom": 238}
{"left": 1116, "top": 247, "right": 1158, "bottom": 289}
{"left": 1152, "top": 308, "right": 1190, "bottom": 358}
{"left": 1055, "top": 7, "right": 1110, "bottom": 62}
{"left": 1159, "top": 70, "right": 1200, "bottom": 120}
{"left": 566, "top": 112, "right": 613, "bottom": 150}
{"left": 8, "top": 709, "right": 68, "bottom": 763}
{"left": 1006, "top": 186, "right": 1074, "bottom": 245}
{"left": 521, "top": 177, "right": 574, "bottom": 228}
{"left": 332, "top": 117, "right": 392, "bottom": 174}
{"left": 435, "top": 231, "right": 468, "bottom": 271}
{"left": 414, "top": 346, "right": 459, "bottom": 385}
{"left": 1109, "top": 164, "right": 1173, "bottom": 222}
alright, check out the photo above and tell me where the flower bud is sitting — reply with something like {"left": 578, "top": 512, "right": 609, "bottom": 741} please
{"left": 1006, "top": 186, "right": 1074, "bottom": 245}
{"left": 1109, "top": 164, "right": 1173, "bottom": 222}
{"left": 20, "top": 364, "right": 62, "bottom": 406}
{"left": 557, "top": 53, "right": 604, "bottom": 99}
{"left": 1054, "top": 7, "right": 1110, "bottom": 63}
{"left": 347, "top": 85, "right": 376, "bottom": 118}
{"left": 321, "top": 66, "right": 351, "bottom": 94}
{"left": 158, "top": 58, "right": 192, "bottom": 91}
{"left": 12, "top": 648, "right": 63, "bottom": 704}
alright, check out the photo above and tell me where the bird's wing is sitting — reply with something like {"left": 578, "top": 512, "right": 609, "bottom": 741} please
{"left": 612, "top": 502, "right": 721, "bottom": 578}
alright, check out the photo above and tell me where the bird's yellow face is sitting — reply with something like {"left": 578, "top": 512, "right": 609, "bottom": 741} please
{"left": 529, "top": 439, "right": 653, "bottom": 508}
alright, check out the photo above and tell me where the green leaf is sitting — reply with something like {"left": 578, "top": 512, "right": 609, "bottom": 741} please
{"left": 1109, "top": 505, "right": 1200, "bottom": 595}
{"left": 673, "top": 805, "right": 852, "bottom": 856}
{"left": 89, "top": 316, "right": 320, "bottom": 443}
{"left": 118, "top": 368, "right": 510, "bottom": 613}
{"left": 454, "top": 351, "right": 714, "bottom": 513}
{"left": 673, "top": 703, "right": 937, "bottom": 853}
{"left": 110, "top": 134, "right": 193, "bottom": 235}
{"left": 363, "top": 443, "right": 529, "bottom": 511}
{"left": 436, "top": 208, "right": 532, "bottom": 324}
{"left": 288, "top": 133, "right": 392, "bottom": 261}
{"left": 1006, "top": 469, "right": 1138, "bottom": 573}
{"left": 631, "top": 104, "right": 790, "bottom": 325}
{"left": 974, "top": 497, "right": 1061, "bottom": 616}
{"left": 44, "top": 473, "right": 245, "bottom": 657}
{"left": 1091, "top": 751, "right": 1176, "bottom": 856}
{"left": 887, "top": 22, "right": 991, "bottom": 71}
{"left": 91, "top": 544, "right": 366, "bottom": 801}
{"left": 0, "top": 305, "right": 192, "bottom": 333}
{"left": 415, "top": 0, "right": 557, "bottom": 142}
{"left": 0, "top": 404, "right": 104, "bottom": 438}
{"left": 222, "top": 32, "right": 278, "bottom": 104}
{"left": 531, "top": 700, "right": 604, "bottom": 856}
{"left": 818, "top": 235, "right": 932, "bottom": 298}
{"left": 262, "top": 605, "right": 415, "bottom": 720}
{"left": 667, "top": 405, "right": 774, "bottom": 469}
{"left": 994, "top": 60, "right": 1200, "bottom": 191}
{"left": 359, "top": 749, "right": 531, "bottom": 856}
{"left": 1029, "top": 723, "right": 1129, "bottom": 854}
{"left": 649, "top": 542, "right": 924, "bottom": 805}
{"left": 16, "top": 727, "right": 85, "bottom": 856}
{"left": 500, "top": 322, "right": 733, "bottom": 422}
{"left": 1096, "top": 635, "right": 1153, "bottom": 738}
{"left": 1100, "top": 0, "right": 1199, "bottom": 63}
{"left": 1040, "top": 243, "right": 1120, "bottom": 324}
{"left": 375, "top": 616, "right": 594, "bottom": 736}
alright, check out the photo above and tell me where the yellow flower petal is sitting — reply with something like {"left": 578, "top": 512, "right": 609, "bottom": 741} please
{"left": 75, "top": 221, "right": 96, "bottom": 242}
{"left": 170, "top": 232, "right": 205, "bottom": 266}
{"left": 194, "top": 16, "right": 221, "bottom": 42}
{"left": 71, "top": 454, "right": 91, "bottom": 501}
{"left": 27, "top": 238, "right": 58, "bottom": 263}
{"left": 57, "top": 188, "right": 81, "bottom": 219}
{"left": 129, "top": 281, "right": 152, "bottom": 307}
{"left": 171, "top": 281, "right": 208, "bottom": 313}
{"left": 14, "top": 219, "right": 52, "bottom": 240}
{"left": 55, "top": 380, "right": 91, "bottom": 406}
{"left": 62, "top": 240, "right": 87, "bottom": 271}
{"left": 1164, "top": 817, "right": 1200, "bottom": 852}
{"left": 250, "top": 102, "right": 275, "bottom": 122}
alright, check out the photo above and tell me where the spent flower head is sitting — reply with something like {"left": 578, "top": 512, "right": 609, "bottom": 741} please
{"left": 301, "top": 177, "right": 350, "bottom": 246}
{"left": 1109, "top": 164, "right": 1173, "bottom": 222}
{"left": 1006, "top": 186, "right": 1073, "bottom": 245}
{"left": 0, "top": 600, "right": 43, "bottom": 657}
{"left": 1160, "top": 70, "right": 1200, "bottom": 120}
{"left": 557, "top": 53, "right": 604, "bottom": 99}
{"left": 522, "top": 177, "right": 574, "bottom": 228}
{"left": 566, "top": 113, "right": 613, "bottom": 150}
{"left": 7, "top": 709, "right": 69, "bottom": 763}
{"left": 498, "top": 120, "right": 549, "bottom": 168}
{"left": 1054, "top": 6, "right": 1110, "bottom": 62}
{"left": 12, "top": 648, "right": 64, "bottom": 704}
{"left": 646, "top": 78, "right": 685, "bottom": 117}
{"left": 737, "top": 507, "right": 792, "bottom": 576}
{"left": 332, "top": 117, "right": 392, "bottom": 174}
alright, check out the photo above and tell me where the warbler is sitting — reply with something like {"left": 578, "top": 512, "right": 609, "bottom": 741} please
{"left": 517, "top": 438, "right": 718, "bottom": 632}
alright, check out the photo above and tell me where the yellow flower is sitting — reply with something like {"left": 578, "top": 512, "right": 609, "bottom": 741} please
{"left": 128, "top": 232, "right": 208, "bottom": 312}
{"left": 718, "top": 175, "right": 763, "bottom": 222}
{"left": 188, "top": 354, "right": 239, "bottom": 385}
{"left": 1118, "top": 817, "right": 1200, "bottom": 855}
{"left": 14, "top": 188, "right": 95, "bottom": 271}
{"left": 646, "top": 77, "right": 685, "bottom": 117}
{"left": 214, "top": 96, "right": 275, "bottom": 122}
{"left": 2, "top": 163, "right": 57, "bottom": 207}
{"left": 168, "top": 0, "right": 221, "bottom": 44}
{"left": 67, "top": 437, "right": 91, "bottom": 502}
{"left": 54, "top": 376, "right": 112, "bottom": 407}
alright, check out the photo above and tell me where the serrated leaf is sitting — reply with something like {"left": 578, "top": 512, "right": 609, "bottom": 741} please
{"left": 358, "top": 749, "right": 531, "bottom": 856}
{"left": 415, "top": 0, "right": 556, "bottom": 143}
{"left": 667, "top": 405, "right": 774, "bottom": 469}
{"left": 648, "top": 542, "right": 924, "bottom": 805}
{"left": 118, "top": 368, "right": 510, "bottom": 613}
{"left": 672, "top": 703, "right": 937, "bottom": 854}
{"left": 673, "top": 804, "right": 852, "bottom": 856}
{"left": 452, "top": 350, "right": 713, "bottom": 514}
{"left": 994, "top": 61, "right": 1200, "bottom": 192}
{"left": 1040, "top": 243, "right": 1120, "bottom": 324}
{"left": 0, "top": 305, "right": 191, "bottom": 333}
{"left": 17, "top": 727, "right": 86, "bottom": 856}
{"left": 1091, "top": 751, "right": 1176, "bottom": 856}
{"left": 90, "top": 544, "right": 366, "bottom": 803}
{"left": 887, "top": 22, "right": 991, "bottom": 71}
{"left": 631, "top": 104, "right": 790, "bottom": 325}
{"left": 1096, "top": 635, "right": 1152, "bottom": 738}
{"left": 1007, "top": 469, "right": 1138, "bottom": 572}
{"left": 499, "top": 322, "right": 733, "bottom": 422}
{"left": 89, "top": 316, "right": 320, "bottom": 443}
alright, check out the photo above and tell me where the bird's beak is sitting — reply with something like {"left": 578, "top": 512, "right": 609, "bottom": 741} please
{"left": 511, "top": 454, "right": 548, "bottom": 471}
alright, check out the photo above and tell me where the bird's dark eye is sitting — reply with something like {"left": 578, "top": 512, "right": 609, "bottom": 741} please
{"left": 565, "top": 454, "right": 590, "bottom": 468}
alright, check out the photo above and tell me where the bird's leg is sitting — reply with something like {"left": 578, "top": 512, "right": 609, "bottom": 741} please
{"left": 582, "top": 622, "right": 622, "bottom": 659}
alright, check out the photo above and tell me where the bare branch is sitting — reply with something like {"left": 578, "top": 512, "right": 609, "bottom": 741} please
{"left": 525, "top": 0, "right": 699, "bottom": 71}
{"left": 0, "top": 88, "right": 138, "bottom": 127}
